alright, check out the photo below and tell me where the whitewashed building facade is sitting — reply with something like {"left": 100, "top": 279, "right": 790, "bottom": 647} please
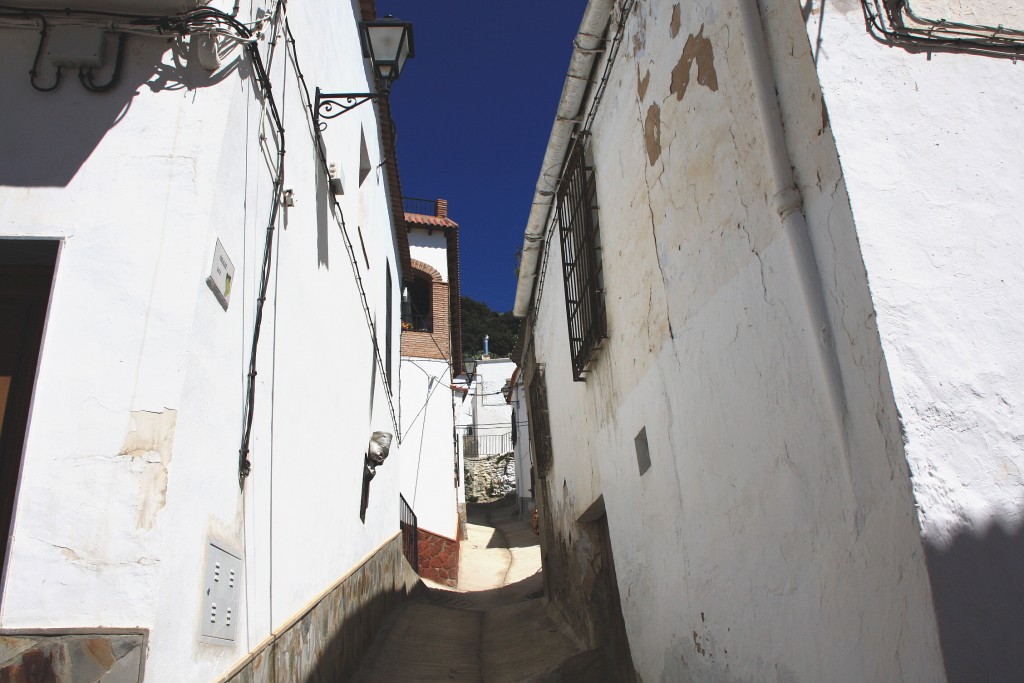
{"left": 506, "top": 366, "right": 535, "bottom": 517}
{"left": 515, "top": 1, "right": 1024, "bottom": 681}
{"left": 0, "top": 0, "right": 417, "bottom": 679}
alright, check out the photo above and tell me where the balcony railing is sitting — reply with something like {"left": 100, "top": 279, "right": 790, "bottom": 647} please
{"left": 463, "top": 432, "right": 513, "bottom": 458}
{"left": 402, "top": 197, "right": 438, "bottom": 217}
{"left": 399, "top": 494, "right": 418, "bottom": 572}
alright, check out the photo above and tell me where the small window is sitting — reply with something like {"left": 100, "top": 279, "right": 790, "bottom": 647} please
{"left": 527, "top": 366, "right": 553, "bottom": 477}
{"left": 634, "top": 427, "right": 651, "bottom": 476}
{"left": 402, "top": 272, "right": 433, "bottom": 332}
{"left": 556, "top": 133, "right": 606, "bottom": 381}
{"left": 358, "top": 126, "right": 372, "bottom": 186}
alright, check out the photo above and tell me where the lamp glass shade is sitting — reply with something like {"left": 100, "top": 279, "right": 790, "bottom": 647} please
{"left": 464, "top": 359, "right": 478, "bottom": 376}
{"left": 360, "top": 18, "right": 414, "bottom": 86}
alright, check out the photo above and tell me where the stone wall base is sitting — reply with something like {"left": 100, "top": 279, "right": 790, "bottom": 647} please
{"left": 220, "top": 532, "right": 420, "bottom": 682}
{"left": 0, "top": 630, "right": 146, "bottom": 682}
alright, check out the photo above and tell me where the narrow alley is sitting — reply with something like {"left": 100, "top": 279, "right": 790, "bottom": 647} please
{"left": 353, "top": 499, "right": 606, "bottom": 682}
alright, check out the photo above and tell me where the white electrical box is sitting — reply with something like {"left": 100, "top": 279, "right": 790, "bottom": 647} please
{"left": 205, "top": 239, "right": 235, "bottom": 311}
{"left": 47, "top": 26, "right": 106, "bottom": 68}
{"left": 200, "top": 543, "right": 242, "bottom": 645}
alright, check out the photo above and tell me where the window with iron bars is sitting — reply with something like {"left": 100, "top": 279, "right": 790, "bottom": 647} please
{"left": 527, "top": 366, "right": 553, "bottom": 477}
{"left": 556, "top": 134, "right": 606, "bottom": 381}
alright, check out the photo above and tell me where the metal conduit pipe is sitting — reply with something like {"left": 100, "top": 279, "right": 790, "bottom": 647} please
{"left": 736, "top": 0, "right": 851, "bottom": 456}
{"left": 513, "top": 0, "right": 614, "bottom": 317}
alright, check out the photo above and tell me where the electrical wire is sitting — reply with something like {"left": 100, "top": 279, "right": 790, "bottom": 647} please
{"left": 28, "top": 14, "right": 60, "bottom": 92}
{"left": 860, "top": 0, "right": 1024, "bottom": 59}
{"left": 78, "top": 32, "right": 127, "bottom": 92}
{"left": 231, "top": 2, "right": 286, "bottom": 483}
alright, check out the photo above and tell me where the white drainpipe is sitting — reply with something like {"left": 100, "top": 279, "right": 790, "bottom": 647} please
{"left": 513, "top": 0, "right": 615, "bottom": 317}
{"left": 736, "top": 0, "right": 850, "bottom": 454}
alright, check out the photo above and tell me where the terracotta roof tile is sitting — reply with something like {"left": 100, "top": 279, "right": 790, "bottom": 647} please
{"left": 405, "top": 212, "right": 460, "bottom": 229}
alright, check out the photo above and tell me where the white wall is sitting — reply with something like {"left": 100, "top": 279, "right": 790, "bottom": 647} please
{"left": 0, "top": 1, "right": 403, "bottom": 679}
{"left": 807, "top": 1, "right": 1024, "bottom": 679}
{"left": 407, "top": 228, "right": 449, "bottom": 280}
{"left": 456, "top": 358, "right": 515, "bottom": 438}
{"left": 520, "top": 1, "right": 945, "bottom": 680}
{"left": 399, "top": 357, "right": 458, "bottom": 539}
{"left": 509, "top": 377, "right": 534, "bottom": 514}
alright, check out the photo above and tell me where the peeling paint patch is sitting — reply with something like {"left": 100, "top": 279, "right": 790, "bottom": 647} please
{"left": 670, "top": 25, "right": 719, "bottom": 102}
{"left": 670, "top": 5, "right": 681, "bottom": 38}
{"left": 644, "top": 103, "right": 662, "bottom": 165}
{"left": 637, "top": 66, "right": 651, "bottom": 101}
{"left": 120, "top": 409, "right": 177, "bottom": 531}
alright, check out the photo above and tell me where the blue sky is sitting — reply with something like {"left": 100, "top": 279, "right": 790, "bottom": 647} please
{"left": 381, "top": 2, "right": 587, "bottom": 313}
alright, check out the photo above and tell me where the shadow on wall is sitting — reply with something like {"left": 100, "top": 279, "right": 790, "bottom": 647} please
{"left": 2, "top": 33, "right": 251, "bottom": 188}
{"left": 222, "top": 538, "right": 422, "bottom": 683}
{"left": 925, "top": 522, "right": 1024, "bottom": 682}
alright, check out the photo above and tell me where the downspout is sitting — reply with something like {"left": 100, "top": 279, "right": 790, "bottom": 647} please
{"left": 513, "top": 0, "right": 614, "bottom": 317}
{"left": 736, "top": 0, "right": 850, "bottom": 456}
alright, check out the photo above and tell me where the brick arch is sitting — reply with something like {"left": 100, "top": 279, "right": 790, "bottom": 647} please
{"left": 410, "top": 258, "right": 444, "bottom": 283}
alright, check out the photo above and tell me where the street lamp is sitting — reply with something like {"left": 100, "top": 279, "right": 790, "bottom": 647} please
{"left": 359, "top": 16, "right": 415, "bottom": 88}
{"left": 315, "top": 16, "right": 415, "bottom": 130}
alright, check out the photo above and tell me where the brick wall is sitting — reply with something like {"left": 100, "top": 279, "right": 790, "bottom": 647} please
{"left": 417, "top": 527, "right": 459, "bottom": 587}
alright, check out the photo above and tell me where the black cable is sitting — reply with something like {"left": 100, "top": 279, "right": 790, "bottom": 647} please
{"left": 79, "top": 32, "right": 128, "bottom": 92}
{"left": 859, "top": 0, "right": 1024, "bottom": 59}
{"left": 11, "top": 12, "right": 62, "bottom": 92}
{"left": 234, "top": 4, "right": 286, "bottom": 484}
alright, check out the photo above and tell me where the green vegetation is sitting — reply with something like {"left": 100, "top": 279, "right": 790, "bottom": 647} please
{"left": 460, "top": 296, "right": 521, "bottom": 358}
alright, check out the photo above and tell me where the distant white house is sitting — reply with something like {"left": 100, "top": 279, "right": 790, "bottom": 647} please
{"left": 456, "top": 357, "right": 517, "bottom": 502}
{"left": 514, "top": 1, "right": 1024, "bottom": 681}
{"left": 0, "top": 0, "right": 418, "bottom": 679}
{"left": 398, "top": 198, "right": 465, "bottom": 586}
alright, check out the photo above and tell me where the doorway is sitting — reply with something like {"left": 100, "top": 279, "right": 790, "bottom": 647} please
{"left": 0, "top": 240, "right": 58, "bottom": 586}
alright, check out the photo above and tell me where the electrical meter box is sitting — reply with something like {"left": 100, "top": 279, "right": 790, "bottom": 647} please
{"left": 200, "top": 543, "right": 242, "bottom": 645}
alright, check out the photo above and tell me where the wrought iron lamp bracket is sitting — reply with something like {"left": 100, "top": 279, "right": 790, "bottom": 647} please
{"left": 314, "top": 88, "right": 383, "bottom": 130}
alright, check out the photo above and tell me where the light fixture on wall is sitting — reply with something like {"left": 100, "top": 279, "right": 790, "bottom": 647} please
{"left": 462, "top": 358, "right": 482, "bottom": 390}
{"left": 314, "top": 16, "right": 415, "bottom": 130}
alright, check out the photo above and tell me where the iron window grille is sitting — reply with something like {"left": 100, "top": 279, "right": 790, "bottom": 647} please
{"left": 527, "top": 366, "right": 553, "bottom": 477}
{"left": 556, "top": 134, "right": 606, "bottom": 381}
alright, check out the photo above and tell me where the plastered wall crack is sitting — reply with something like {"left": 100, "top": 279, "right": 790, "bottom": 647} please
{"left": 634, "top": 88, "right": 674, "bottom": 340}
{"left": 40, "top": 538, "right": 158, "bottom": 571}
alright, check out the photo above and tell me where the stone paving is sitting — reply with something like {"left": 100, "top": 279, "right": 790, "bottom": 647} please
{"left": 352, "top": 499, "right": 604, "bottom": 682}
